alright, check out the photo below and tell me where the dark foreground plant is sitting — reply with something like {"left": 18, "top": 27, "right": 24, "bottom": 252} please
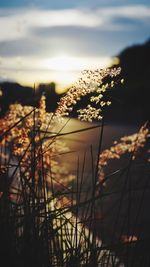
{"left": 0, "top": 67, "right": 149, "bottom": 267}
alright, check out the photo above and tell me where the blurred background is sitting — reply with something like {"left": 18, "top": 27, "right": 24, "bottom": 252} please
{"left": 0, "top": 0, "right": 150, "bottom": 123}
{"left": 0, "top": 3, "right": 150, "bottom": 265}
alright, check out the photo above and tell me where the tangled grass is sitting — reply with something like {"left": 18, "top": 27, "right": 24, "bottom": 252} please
{"left": 0, "top": 67, "right": 149, "bottom": 267}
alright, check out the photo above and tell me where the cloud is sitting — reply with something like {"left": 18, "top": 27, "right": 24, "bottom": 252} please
{"left": 0, "top": 26, "right": 137, "bottom": 59}
{"left": 0, "top": 5, "right": 150, "bottom": 42}
{"left": 97, "top": 5, "right": 150, "bottom": 19}
{"left": 0, "top": 37, "right": 52, "bottom": 57}
{"left": 0, "top": 55, "right": 111, "bottom": 71}
{"left": 0, "top": 8, "right": 101, "bottom": 42}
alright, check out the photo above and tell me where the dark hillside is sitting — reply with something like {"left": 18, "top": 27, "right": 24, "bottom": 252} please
{"left": 105, "top": 39, "right": 150, "bottom": 123}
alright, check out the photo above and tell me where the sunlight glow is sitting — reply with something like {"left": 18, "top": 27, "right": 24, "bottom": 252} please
{"left": 42, "top": 55, "right": 112, "bottom": 72}
{"left": 0, "top": 55, "right": 112, "bottom": 94}
{"left": 41, "top": 55, "right": 112, "bottom": 93}
{"left": 43, "top": 55, "right": 88, "bottom": 72}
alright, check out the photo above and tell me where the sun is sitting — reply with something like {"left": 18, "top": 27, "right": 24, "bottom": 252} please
{"left": 44, "top": 55, "right": 85, "bottom": 72}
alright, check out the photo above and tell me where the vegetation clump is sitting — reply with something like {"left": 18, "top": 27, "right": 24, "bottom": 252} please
{"left": 0, "top": 67, "right": 149, "bottom": 266}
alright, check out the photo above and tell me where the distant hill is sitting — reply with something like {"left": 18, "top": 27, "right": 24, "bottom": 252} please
{"left": 105, "top": 39, "right": 150, "bottom": 124}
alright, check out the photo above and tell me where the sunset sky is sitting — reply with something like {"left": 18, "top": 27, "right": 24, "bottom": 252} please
{"left": 0, "top": 0, "right": 150, "bottom": 92}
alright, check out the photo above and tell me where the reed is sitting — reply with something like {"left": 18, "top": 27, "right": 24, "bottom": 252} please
{"left": 0, "top": 67, "right": 149, "bottom": 266}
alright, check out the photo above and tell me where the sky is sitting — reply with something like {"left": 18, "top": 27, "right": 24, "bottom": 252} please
{"left": 0, "top": 0, "right": 150, "bottom": 92}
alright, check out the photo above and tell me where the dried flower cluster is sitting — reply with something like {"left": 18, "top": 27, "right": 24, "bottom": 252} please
{"left": 0, "top": 96, "right": 75, "bottom": 199}
{"left": 55, "top": 67, "right": 121, "bottom": 122}
{"left": 98, "top": 123, "right": 150, "bottom": 183}
{"left": 121, "top": 235, "right": 138, "bottom": 243}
